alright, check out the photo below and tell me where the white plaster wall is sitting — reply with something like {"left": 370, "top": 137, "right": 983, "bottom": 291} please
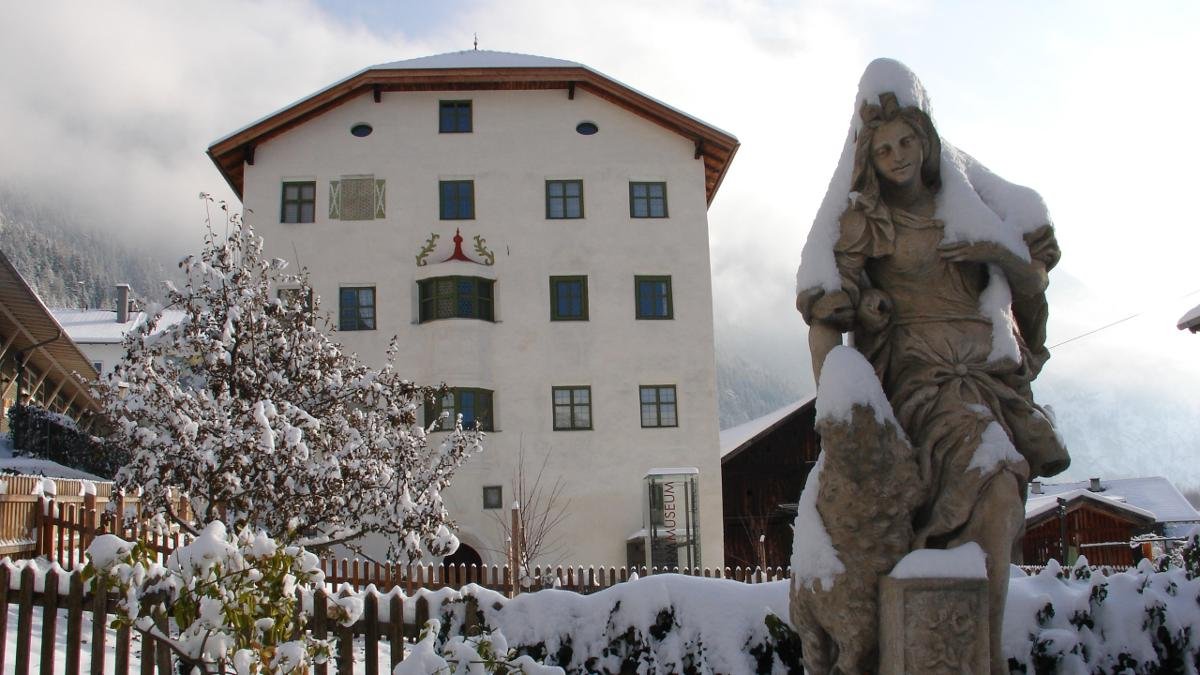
{"left": 74, "top": 343, "right": 124, "bottom": 378}
{"left": 240, "top": 87, "right": 724, "bottom": 569}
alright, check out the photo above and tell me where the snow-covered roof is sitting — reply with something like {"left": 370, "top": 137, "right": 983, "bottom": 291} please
{"left": 372, "top": 50, "right": 583, "bottom": 70}
{"left": 1029, "top": 477, "right": 1200, "bottom": 524}
{"left": 1026, "top": 488, "right": 1157, "bottom": 523}
{"left": 208, "top": 50, "right": 739, "bottom": 205}
{"left": 50, "top": 308, "right": 186, "bottom": 344}
{"left": 1177, "top": 302, "right": 1200, "bottom": 332}
{"left": 720, "top": 397, "right": 815, "bottom": 460}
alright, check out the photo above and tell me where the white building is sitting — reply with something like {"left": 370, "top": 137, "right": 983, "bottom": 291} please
{"left": 207, "top": 50, "right": 739, "bottom": 569}
{"left": 51, "top": 285, "right": 185, "bottom": 378}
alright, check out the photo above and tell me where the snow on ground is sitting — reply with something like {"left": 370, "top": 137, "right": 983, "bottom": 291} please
{"left": 0, "top": 433, "right": 103, "bottom": 481}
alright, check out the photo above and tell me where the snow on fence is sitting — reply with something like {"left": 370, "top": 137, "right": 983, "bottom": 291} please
{"left": 0, "top": 560, "right": 470, "bottom": 675}
{"left": 320, "top": 558, "right": 790, "bottom": 596}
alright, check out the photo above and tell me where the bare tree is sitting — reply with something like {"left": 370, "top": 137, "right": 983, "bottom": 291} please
{"left": 491, "top": 444, "right": 572, "bottom": 575}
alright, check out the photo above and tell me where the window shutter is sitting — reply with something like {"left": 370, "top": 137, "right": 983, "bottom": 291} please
{"left": 374, "top": 179, "right": 386, "bottom": 219}
{"left": 340, "top": 176, "right": 375, "bottom": 220}
{"left": 328, "top": 180, "right": 341, "bottom": 219}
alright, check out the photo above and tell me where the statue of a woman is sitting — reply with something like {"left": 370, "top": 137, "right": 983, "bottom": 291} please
{"left": 795, "top": 60, "right": 1069, "bottom": 674}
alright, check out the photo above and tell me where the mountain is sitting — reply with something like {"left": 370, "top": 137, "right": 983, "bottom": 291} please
{"left": 0, "top": 189, "right": 176, "bottom": 310}
{"left": 715, "top": 344, "right": 806, "bottom": 429}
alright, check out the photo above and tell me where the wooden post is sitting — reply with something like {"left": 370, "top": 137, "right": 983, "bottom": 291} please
{"left": 66, "top": 571, "right": 84, "bottom": 675}
{"left": 388, "top": 594, "right": 404, "bottom": 667}
{"left": 364, "top": 590, "right": 379, "bottom": 675}
{"left": 510, "top": 502, "right": 522, "bottom": 597}
{"left": 464, "top": 595, "right": 480, "bottom": 636}
{"left": 312, "top": 589, "right": 328, "bottom": 675}
{"left": 83, "top": 490, "right": 97, "bottom": 552}
{"left": 16, "top": 565, "right": 34, "bottom": 675}
{"left": 0, "top": 565, "right": 9, "bottom": 671}
{"left": 91, "top": 575, "right": 108, "bottom": 675}
{"left": 335, "top": 588, "right": 354, "bottom": 674}
{"left": 414, "top": 596, "right": 430, "bottom": 640}
{"left": 39, "top": 568, "right": 59, "bottom": 675}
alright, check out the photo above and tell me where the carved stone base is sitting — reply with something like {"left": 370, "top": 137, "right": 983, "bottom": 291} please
{"left": 879, "top": 577, "right": 989, "bottom": 675}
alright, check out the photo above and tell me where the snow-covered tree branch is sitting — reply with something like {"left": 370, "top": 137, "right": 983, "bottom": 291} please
{"left": 93, "top": 197, "right": 482, "bottom": 561}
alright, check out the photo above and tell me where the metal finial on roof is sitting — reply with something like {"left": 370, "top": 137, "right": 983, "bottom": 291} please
{"left": 473, "top": 33, "right": 478, "bottom": 50}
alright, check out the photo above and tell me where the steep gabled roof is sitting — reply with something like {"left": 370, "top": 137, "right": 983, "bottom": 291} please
{"left": 207, "top": 50, "right": 739, "bottom": 205}
{"left": 0, "top": 251, "right": 100, "bottom": 415}
{"left": 720, "top": 397, "right": 816, "bottom": 462}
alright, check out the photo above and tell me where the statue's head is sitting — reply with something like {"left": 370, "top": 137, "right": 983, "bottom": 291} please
{"left": 851, "top": 92, "right": 941, "bottom": 201}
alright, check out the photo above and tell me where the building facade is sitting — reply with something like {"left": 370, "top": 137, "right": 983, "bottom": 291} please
{"left": 208, "top": 51, "right": 739, "bottom": 568}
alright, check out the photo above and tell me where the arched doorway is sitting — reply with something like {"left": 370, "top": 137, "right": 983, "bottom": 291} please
{"left": 441, "top": 542, "right": 483, "bottom": 584}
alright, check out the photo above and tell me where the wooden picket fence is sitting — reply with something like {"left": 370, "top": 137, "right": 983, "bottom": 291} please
{"left": 0, "top": 562, "right": 484, "bottom": 675}
{"left": 320, "top": 558, "right": 790, "bottom": 596}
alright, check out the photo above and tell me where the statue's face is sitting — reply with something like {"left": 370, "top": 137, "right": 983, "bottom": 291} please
{"left": 870, "top": 119, "right": 923, "bottom": 188}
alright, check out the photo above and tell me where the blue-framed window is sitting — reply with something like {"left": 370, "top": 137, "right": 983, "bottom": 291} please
{"left": 439, "top": 180, "right": 475, "bottom": 219}
{"left": 439, "top": 100, "right": 472, "bottom": 133}
{"left": 629, "top": 182, "right": 667, "bottom": 218}
{"left": 550, "top": 276, "right": 588, "bottom": 321}
{"left": 338, "top": 286, "right": 376, "bottom": 331}
{"left": 635, "top": 276, "right": 673, "bottom": 319}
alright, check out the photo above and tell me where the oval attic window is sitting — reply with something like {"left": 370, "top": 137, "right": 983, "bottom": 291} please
{"left": 576, "top": 121, "right": 599, "bottom": 135}
{"left": 351, "top": 123, "right": 373, "bottom": 137}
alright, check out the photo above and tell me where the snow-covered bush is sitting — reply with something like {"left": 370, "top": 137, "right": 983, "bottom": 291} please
{"left": 85, "top": 522, "right": 353, "bottom": 675}
{"left": 397, "top": 619, "right": 564, "bottom": 675}
{"left": 93, "top": 198, "right": 482, "bottom": 560}
{"left": 420, "top": 576, "right": 802, "bottom": 674}
{"left": 1004, "top": 555, "right": 1200, "bottom": 674}
{"left": 6, "top": 403, "right": 128, "bottom": 478}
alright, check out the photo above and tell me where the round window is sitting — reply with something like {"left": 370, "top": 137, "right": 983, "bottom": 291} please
{"left": 575, "top": 121, "right": 599, "bottom": 135}
{"left": 350, "top": 123, "right": 373, "bottom": 138}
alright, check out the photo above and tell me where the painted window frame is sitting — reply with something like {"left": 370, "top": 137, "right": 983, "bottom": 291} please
{"left": 439, "top": 180, "right": 475, "bottom": 220}
{"left": 545, "top": 179, "right": 584, "bottom": 219}
{"left": 426, "top": 387, "right": 494, "bottom": 431}
{"left": 549, "top": 275, "right": 588, "bottom": 321}
{"left": 639, "top": 385, "right": 678, "bottom": 428}
{"left": 552, "top": 385, "right": 593, "bottom": 431}
{"left": 634, "top": 275, "right": 673, "bottom": 320}
{"left": 439, "top": 100, "right": 473, "bottom": 133}
{"left": 338, "top": 286, "right": 376, "bottom": 331}
{"left": 281, "top": 181, "right": 316, "bottom": 223}
{"left": 418, "top": 276, "right": 495, "bottom": 323}
{"left": 629, "top": 181, "right": 668, "bottom": 218}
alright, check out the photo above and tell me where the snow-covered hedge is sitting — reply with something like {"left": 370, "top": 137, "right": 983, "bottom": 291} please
{"left": 420, "top": 577, "right": 801, "bottom": 674}
{"left": 7, "top": 404, "right": 128, "bottom": 478}
{"left": 1004, "top": 543, "right": 1200, "bottom": 674}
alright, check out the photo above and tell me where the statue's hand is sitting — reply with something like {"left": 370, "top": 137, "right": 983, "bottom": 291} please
{"left": 938, "top": 240, "right": 1015, "bottom": 266}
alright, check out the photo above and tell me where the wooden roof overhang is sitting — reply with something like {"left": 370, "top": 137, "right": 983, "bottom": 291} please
{"left": 208, "top": 66, "right": 740, "bottom": 206}
{"left": 0, "top": 252, "right": 100, "bottom": 416}
{"left": 1026, "top": 495, "right": 1157, "bottom": 531}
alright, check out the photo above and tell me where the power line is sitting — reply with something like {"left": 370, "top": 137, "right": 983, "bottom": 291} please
{"left": 1048, "top": 287, "right": 1200, "bottom": 350}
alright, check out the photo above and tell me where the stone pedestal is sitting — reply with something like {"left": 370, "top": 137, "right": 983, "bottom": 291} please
{"left": 879, "top": 576, "right": 989, "bottom": 675}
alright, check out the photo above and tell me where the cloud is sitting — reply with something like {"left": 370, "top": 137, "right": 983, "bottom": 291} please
{"left": 2, "top": 0, "right": 1197, "bottom": 485}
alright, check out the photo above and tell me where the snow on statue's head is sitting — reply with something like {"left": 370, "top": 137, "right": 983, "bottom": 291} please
{"left": 797, "top": 58, "right": 1051, "bottom": 294}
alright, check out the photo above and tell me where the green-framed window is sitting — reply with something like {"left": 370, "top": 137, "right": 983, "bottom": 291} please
{"left": 338, "top": 286, "right": 376, "bottom": 331}
{"left": 418, "top": 276, "right": 494, "bottom": 322}
{"left": 439, "top": 180, "right": 475, "bottom": 219}
{"left": 281, "top": 181, "right": 316, "bottom": 223}
{"left": 482, "top": 485, "right": 503, "bottom": 510}
{"left": 635, "top": 276, "right": 673, "bottom": 319}
{"left": 552, "top": 386, "right": 592, "bottom": 430}
{"left": 629, "top": 181, "right": 667, "bottom": 218}
{"left": 439, "top": 100, "right": 472, "bottom": 133}
{"left": 550, "top": 276, "right": 588, "bottom": 321}
{"left": 640, "top": 385, "right": 677, "bottom": 428}
{"left": 426, "top": 387, "right": 494, "bottom": 431}
{"left": 546, "top": 180, "right": 583, "bottom": 219}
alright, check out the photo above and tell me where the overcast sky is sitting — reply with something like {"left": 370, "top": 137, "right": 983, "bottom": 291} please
{"left": 1, "top": 1, "right": 1197, "bottom": 487}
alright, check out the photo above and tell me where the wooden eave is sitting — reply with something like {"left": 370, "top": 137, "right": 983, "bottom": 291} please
{"left": 1026, "top": 495, "right": 1157, "bottom": 531}
{"left": 0, "top": 253, "right": 101, "bottom": 415}
{"left": 208, "top": 67, "right": 740, "bottom": 205}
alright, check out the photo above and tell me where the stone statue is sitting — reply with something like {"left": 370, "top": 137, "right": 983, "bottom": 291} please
{"left": 790, "top": 59, "right": 1070, "bottom": 675}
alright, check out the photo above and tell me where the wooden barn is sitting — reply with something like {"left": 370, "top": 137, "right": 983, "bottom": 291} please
{"left": 1022, "top": 477, "right": 1200, "bottom": 567}
{"left": 720, "top": 398, "right": 818, "bottom": 569}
